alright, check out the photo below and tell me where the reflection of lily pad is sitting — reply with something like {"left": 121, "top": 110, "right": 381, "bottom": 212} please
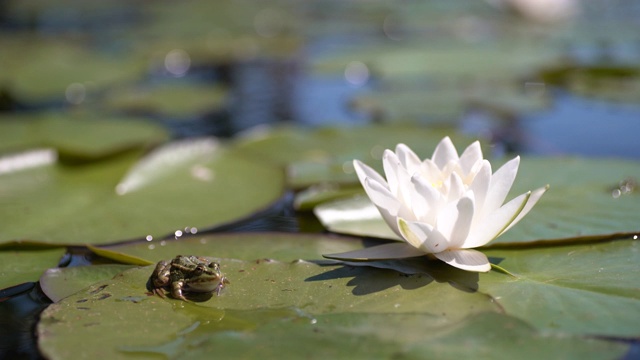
{"left": 0, "top": 139, "right": 285, "bottom": 245}
{"left": 0, "top": 248, "right": 65, "bottom": 291}
{"left": 314, "top": 157, "right": 640, "bottom": 245}
{"left": 230, "top": 125, "right": 484, "bottom": 188}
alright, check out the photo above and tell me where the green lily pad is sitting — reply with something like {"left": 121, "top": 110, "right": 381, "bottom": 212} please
{"left": 40, "top": 264, "right": 135, "bottom": 302}
{"left": 482, "top": 238, "right": 640, "bottom": 337}
{"left": 173, "top": 312, "right": 626, "bottom": 360}
{"left": 0, "top": 248, "right": 65, "bottom": 291}
{"left": 230, "top": 125, "right": 485, "bottom": 188}
{"left": 99, "top": 232, "right": 369, "bottom": 265}
{"left": 312, "top": 41, "right": 561, "bottom": 80}
{"left": 37, "top": 260, "right": 499, "bottom": 359}
{"left": 105, "top": 83, "right": 229, "bottom": 118}
{"left": 0, "top": 112, "right": 168, "bottom": 160}
{"left": 314, "top": 156, "right": 640, "bottom": 245}
{"left": 37, "top": 237, "right": 635, "bottom": 359}
{"left": 0, "top": 138, "right": 285, "bottom": 245}
{"left": 0, "top": 35, "right": 143, "bottom": 102}
{"left": 351, "top": 79, "right": 550, "bottom": 124}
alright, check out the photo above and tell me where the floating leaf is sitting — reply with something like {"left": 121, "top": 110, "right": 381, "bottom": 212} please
{"left": 37, "top": 260, "right": 500, "bottom": 359}
{"left": 105, "top": 83, "right": 229, "bottom": 118}
{"left": 37, "top": 237, "right": 636, "bottom": 359}
{"left": 482, "top": 238, "right": 640, "bottom": 337}
{"left": 0, "top": 138, "right": 285, "bottom": 245}
{"left": 0, "top": 248, "right": 65, "bottom": 291}
{"left": 175, "top": 312, "right": 626, "bottom": 359}
{"left": 0, "top": 35, "right": 143, "bottom": 102}
{"left": 0, "top": 112, "right": 168, "bottom": 161}
{"left": 99, "top": 232, "right": 369, "bottom": 264}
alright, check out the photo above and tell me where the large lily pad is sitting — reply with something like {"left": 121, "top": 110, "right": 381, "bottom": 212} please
{"left": 0, "top": 248, "right": 65, "bottom": 291}
{"left": 0, "top": 138, "right": 285, "bottom": 245}
{"left": 37, "top": 235, "right": 637, "bottom": 358}
{"left": 314, "top": 156, "right": 640, "bottom": 245}
{"left": 0, "top": 113, "right": 168, "bottom": 160}
{"left": 33, "top": 261, "right": 495, "bottom": 359}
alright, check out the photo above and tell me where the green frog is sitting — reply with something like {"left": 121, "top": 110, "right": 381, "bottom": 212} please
{"left": 148, "top": 255, "right": 229, "bottom": 301}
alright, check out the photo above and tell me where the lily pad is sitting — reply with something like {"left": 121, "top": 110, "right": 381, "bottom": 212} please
{"left": 0, "top": 35, "right": 143, "bottom": 102}
{"left": 37, "top": 237, "right": 636, "bottom": 359}
{"left": 0, "top": 138, "right": 285, "bottom": 245}
{"left": 40, "top": 264, "right": 135, "bottom": 302}
{"left": 312, "top": 41, "right": 561, "bottom": 80}
{"left": 104, "top": 83, "right": 229, "bottom": 118}
{"left": 36, "top": 260, "right": 498, "bottom": 359}
{"left": 99, "top": 232, "right": 370, "bottom": 265}
{"left": 230, "top": 125, "right": 484, "bottom": 188}
{"left": 173, "top": 312, "right": 626, "bottom": 360}
{"left": 0, "top": 248, "right": 65, "bottom": 291}
{"left": 314, "top": 156, "right": 640, "bottom": 245}
{"left": 0, "top": 112, "right": 168, "bottom": 160}
{"left": 351, "top": 79, "right": 550, "bottom": 125}
{"left": 482, "top": 238, "right": 640, "bottom": 337}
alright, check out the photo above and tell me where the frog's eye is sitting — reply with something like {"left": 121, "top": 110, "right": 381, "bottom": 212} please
{"left": 208, "top": 263, "right": 219, "bottom": 270}
{"left": 193, "top": 265, "right": 205, "bottom": 275}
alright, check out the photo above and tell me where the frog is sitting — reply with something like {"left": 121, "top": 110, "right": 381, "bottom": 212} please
{"left": 148, "top": 255, "right": 229, "bottom": 301}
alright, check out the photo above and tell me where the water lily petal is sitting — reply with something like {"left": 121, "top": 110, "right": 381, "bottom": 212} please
{"left": 410, "top": 174, "right": 441, "bottom": 222}
{"left": 432, "top": 136, "right": 458, "bottom": 169}
{"left": 397, "top": 218, "right": 448, "bottom": 253}
{"left": 463, "top": 191, "right": 530, "bottom": 248}
{"left": 468, "top": 160, "right": 492, "bottom": 213}
{"left": 382, "top": 150, "right": 401, "bottom": 197}
{"left": 433, "top": 249, "right": 491, "bottom": 272}
{"left": 394, "top": 163, "right": 415, "bottom": 211}
{"left": 483, "top": 156, "right": 520, "bottom": 213}
{"left": 395, "top": 143, "right": 421, "bottom": 175}
{"left": 500, "top": 185, "right": 549, "bottom": 235}
{"left": 448, "top": 195, "right": 475, "bottom": 249}
{"left": 363, "top": 178, "right": 401, "bottom": 215}
{"left": 459, "top": 141, "right": 483, "bottom": 175}
{"left": 353, "top": 159, "right": 387, "bottom": 189}
{"left": 324, "top": 242, "right": 425, "bottom": 261}
{"left": 419, "top": 159, "right": 443, "bottom": 186}
{"left": 445, "top": 171, "right": 465, "bottom": 202}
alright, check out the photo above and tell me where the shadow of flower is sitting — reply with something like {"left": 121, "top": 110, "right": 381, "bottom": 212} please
{"left": 305, "top": 257, "right": 479, "bottom": 296}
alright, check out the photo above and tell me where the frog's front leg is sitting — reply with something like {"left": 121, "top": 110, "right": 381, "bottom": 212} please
{"left": 149, "top": 261, "right": 171, "bottom": 298}
{"left": 170, "top": 280, "right": 189, "bottom": 301}
{"left": 215, "top": 276, "right": 230, "bottom": 296}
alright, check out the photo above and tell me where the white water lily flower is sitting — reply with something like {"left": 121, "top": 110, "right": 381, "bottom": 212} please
{"left": 324, "top": 137, "right": 548, "bottom": 272}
